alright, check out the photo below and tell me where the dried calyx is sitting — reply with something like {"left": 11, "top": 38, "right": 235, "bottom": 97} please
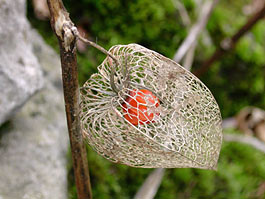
{"left": 79, "top": 42, "right": 222, "bottom": 169}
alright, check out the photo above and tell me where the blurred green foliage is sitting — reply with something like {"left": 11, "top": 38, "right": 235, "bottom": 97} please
{"left": 201, "top": 0, "right": 265, "bottom": 117}
{"left": 27, "top": 0, "right": 265, "bottom": 198}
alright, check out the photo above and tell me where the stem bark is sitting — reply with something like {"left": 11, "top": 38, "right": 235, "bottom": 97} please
{"left": 47, "top": 1, "right": 92, "bottom": 198}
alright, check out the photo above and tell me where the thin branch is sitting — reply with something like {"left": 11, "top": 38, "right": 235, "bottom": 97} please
{"left": 74, "top": 30, "right": 121, "bottom": 93}
{"left": 220, "top": 116, "right": 265, "bottom": 154}
{"left": 173, "top": 0, "right": 219, "bottom": 63}
{"left": 222, "top": 117, "right": 237, "bottom": 129}
{"left": 181, "top": 0, "right": 205, "bottom": 70}
{"left": 172, "top": 0, "right": 193, "bottom": 70}
{"left": 182, "top": 40, "right": 197, "bottom": 70}
{"left": 75, "top": 30, "right": 118, "bottom": 64}
{"left": 47, "top": 0, "right": 92, "bottom": 199}
{"left": 223, "top": 134, "right": 265, "bottom": 153}
{"left": 133, "top": 168, "right": 165, "bottom": 199}
{"left": 219, "top": 117, "right": 265, "bottom": 153}
{"left": 172, "top": 0, "right": 191, "bottom": 26}
{"left": 194, "top": 2, "right": 265, "bottom": 77}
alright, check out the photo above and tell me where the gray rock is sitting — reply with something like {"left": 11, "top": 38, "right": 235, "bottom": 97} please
{"left": 0, "top": 0, "right": 69, "bottom": 197}
{"left": 0, "top": 28, "right": 69, "bottom": 199}
{"left": 0, "top": 0, "right": 44, "bottom": 125}
{"left": 0, "top": 0, "right": 69, "bottom": 196}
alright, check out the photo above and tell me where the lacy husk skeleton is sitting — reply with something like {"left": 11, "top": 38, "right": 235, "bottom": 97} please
{"left": 80, "top": 43, "right": 222, "bottom": 169}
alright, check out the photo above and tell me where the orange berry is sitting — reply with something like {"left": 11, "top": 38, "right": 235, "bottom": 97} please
{"left": 122, "top": 89, "right": 160, "bottom": 125}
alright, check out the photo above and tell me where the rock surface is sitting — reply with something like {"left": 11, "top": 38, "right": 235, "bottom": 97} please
{"left": 0, "top": 0, "right": 43, "bottom": 125}
{"left": 0, "top": 28, "right": 69, "bottom": 199}
{"left": 0, "top": 0, "right": 69, "bottom": 197}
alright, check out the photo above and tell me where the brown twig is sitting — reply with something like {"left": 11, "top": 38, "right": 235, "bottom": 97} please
{"left": 173, "top": 0, "right": 219, "bottom": 63}
{"left": 73, "top": 31, "right": 121, "bottom": 94}
{"left": 194, "top": 2, "right": 265, "bottom": 77}
{"left": 76, "top": 32, "right": 118, "bottom": 64}
{"left": 47, "top": 0, "right": 92, "bottom": 199}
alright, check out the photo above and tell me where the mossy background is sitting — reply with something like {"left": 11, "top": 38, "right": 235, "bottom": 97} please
{"left": 27, "top": 0, "right": 265, "bottom": 198}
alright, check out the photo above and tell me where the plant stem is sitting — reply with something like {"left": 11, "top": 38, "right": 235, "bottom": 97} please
{"left": 194, "top": 2, "right": 265, "bottom": 77}
{"left": 173, "top": 0, "right": 219, "bottom": 63}
{"left": 76, "top": 32, "right": 118, "bottom": 64}
{"left": 47, "top": 0, "right": 92, "bottom": 198}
